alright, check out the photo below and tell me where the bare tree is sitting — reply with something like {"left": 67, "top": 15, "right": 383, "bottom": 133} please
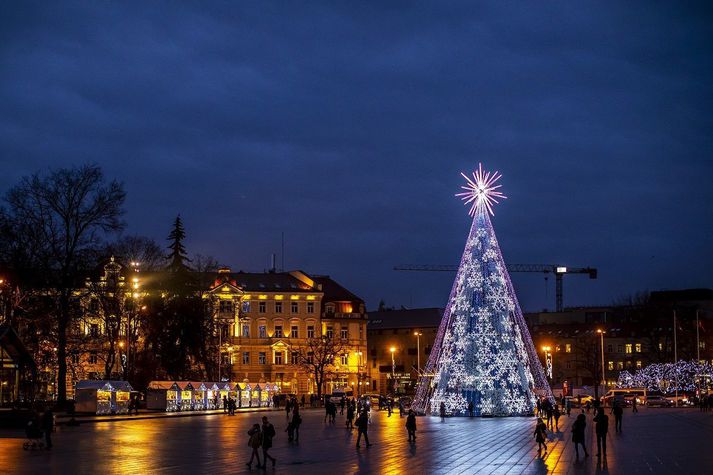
{"left": 2, "top": 165, "right": 125, "bottom": 402}
{"left": 290, "top": 336, "right": 345, "bottom": 401}
{"left": 105, "top": 235, "right": 164, "bottom": 271}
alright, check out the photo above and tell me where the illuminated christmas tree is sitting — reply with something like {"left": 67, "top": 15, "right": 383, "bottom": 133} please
{"left": 413, "top": 164, "right": 551, "bottom": 416}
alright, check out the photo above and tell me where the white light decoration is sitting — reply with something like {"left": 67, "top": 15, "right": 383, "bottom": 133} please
{"left": 617, "top": 360, "right": 713, "bottom": 393}
{"left": 413, "top": 165, "right": 552, "bottom": 417}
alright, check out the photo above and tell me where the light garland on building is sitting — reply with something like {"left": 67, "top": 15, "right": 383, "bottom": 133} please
{"left": 617, "top": 360, "right": 713, "bottom": 393}
{"left": 413, "top": 165, "right": 552, "bottom": 416}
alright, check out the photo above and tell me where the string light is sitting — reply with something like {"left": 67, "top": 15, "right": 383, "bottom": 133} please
{"left": 617, "top": 360, "right": 713, "bottom": 393}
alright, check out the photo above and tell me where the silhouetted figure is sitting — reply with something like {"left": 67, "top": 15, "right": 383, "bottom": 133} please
{"left": 565, "top": 398, "right": 571, "bottom": 417}
{"left": 553, "top": 405, "right": 561, "bottom": 431}
{"left": 572, "top": 413, "right": 589, "bottom": 458}
{"left": 405, "top": 409, "right": 417, "bottom": 442}
{"left": 301, "top": 394, "right": 306, "bottom": 408}
{"left": 467, "top": 400, "right": 474, "bottom": 418}
{"left": 261, "top": 416, "right": 277, "bottom": 467}
{"left": 534, "top": 418, "right": 547, "bottom": 453}
{"left": 340, "top": 397, "right": 346, "bottom": 415}
{"left": 223, "top": 396, "right": 228, "bottom": 414}
{"left": 611, "top": 402, "right": 623, "bottom": 433}
{"left": 346, "top": 404, "right": 355, "bottom": 430}
{"left": 355, "top": 410, "right": 371, "bottom": 448}
{"left": 594, "top": 408, "right": 609, "bottom": 458}
{"left": 439, "top": 402, "right": 446, "bottom": 422}
{"left": 632, "top": 397, "right": 638, "bottom": 413}
{"left": 246, "top": 423, "right": 262, "bottom": 469}
{"left": 286, "top": 398, "right": 292, "bottom": 421}
{"left": 292, "top": 407, "right": 302, "bottom": 442}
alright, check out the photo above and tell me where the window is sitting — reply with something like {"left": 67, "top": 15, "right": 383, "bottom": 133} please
{"left": 607, "top": 344, "right": 613, "bottom": 353}
{"left": 275, "top": 302, "right": 283, "bottom": 314}
{"left": 617, "top": 344, "right": 623, "bottom": 353}
{"left": 242, "top": 301, "right": 251, "bottom": 313}
{"left": 625, "top": 360, "right": 632, "bottom": 368}
{"left": 89, "top": 299, "right": 99, "bottom": 313}
{"left": 625, "top": 344, "right": 633, "bottom": 354}
{"left": 607, "top": 361, "right": 614, "bottom": 371}
{"left": 700, "top": 341, "right": 707, "bottom": 350}
{"left": 326, "top": 326, "right": 334, "bottom": 339}
{"left": 635, "top": 343, "right": 642, "bottom": 353}
{"left": 359, "top": 324, "right": 363, "bottom": 339}
{"left": 259, "top": 352, "right": 266, "bottom": 365}
{"left": 636, "top": 360, "right": 642, "bottom": 369}
{"left": 90, "top": 324, "right": 99, "bottom": 337}
{"left": 259, "top": 325, "right": 267, "bottom": 338}
{"left": 274, "top": 325, "right": 283, "bottom": 338}
{"left": 291, "top": 352, "right": 299, "bottom": 365}
{"left": 565, "top": 344, "right": 571, "bottom": 353}
{"left": 341, "top": 353, "right": 348, "bottom": 365}
{"left": 565, "top": 361, "right": 571, "bottom": 369}
{"left": 291, "top": 302, "right": 298, "bottom": 314}
{"left": 658, "top": 342, "right": 663, "bottom": 351}
{"left": 242, "top": 324, "right": 250, "bottom": 338}
{"left": 616, "top": 361, "right": 624, "bottom": 370}
{"left": 341, "top": 328, "right": 349, "bottom": 340}
{"left": 307, "top": 352, "right": 314, "bottom": 364}
{"left": 307, "top": 325, "right": 315, "bottom": 338}
{"left": 242, "top": 351, "right": 250, "bottom": 364}
{"left": 291, "top": 325, "right": 299, "bottom": 338}
{"left": 275, "top": 352, "right": 283, "bottom": 365}
{"left": 89, "top": 352, "right": 98, "bottom": 364}
{"left": 219, "top": 300, "right": 233, "bottom": 313}
{"left": 307, "top": 302, "right": 314, "bottom": 314}
{"left": 70, "top": 352, "right": 80, "bottom": 364}
{"left": 259, "top": 302, "right": 266, "bottom": 313}
{"left": 555, "top": 345, "right": 561, "bottom": 352}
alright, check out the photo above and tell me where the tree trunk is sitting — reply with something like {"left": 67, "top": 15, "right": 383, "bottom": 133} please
{"left": 57, "top": 293, "right": 69, "bottom": 404}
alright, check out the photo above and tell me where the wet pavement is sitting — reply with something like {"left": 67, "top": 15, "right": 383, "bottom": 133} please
{"left": 1, "top": 406, "right": 711, "bottom": 474}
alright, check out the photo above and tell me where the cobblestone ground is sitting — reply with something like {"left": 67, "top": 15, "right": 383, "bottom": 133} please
{"left": 1, "top": 406, "right": 712, "bottom": 474}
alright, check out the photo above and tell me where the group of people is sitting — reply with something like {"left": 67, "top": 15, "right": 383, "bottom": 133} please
{"left": 245, "top": 416, "right": 277, "bottom": 469}
{"left": 25, "top": 405, "right": 55, "bottom": 450}
{"left": 222, "top": 396, "right": 239, "bottom": 415}
{"left": 284, "top": 396, "right": 302, "bottom": 442}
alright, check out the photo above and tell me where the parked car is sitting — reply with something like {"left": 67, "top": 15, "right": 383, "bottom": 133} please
{"left": 646, "top": 395, "right": 672, "bottom": 407}
{"left": 666, "top": 395, "right": 693, "bottom": 406}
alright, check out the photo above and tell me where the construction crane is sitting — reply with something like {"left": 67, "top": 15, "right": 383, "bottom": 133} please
{"left": 393, "top": 264, "right": 597, "bottom": 312}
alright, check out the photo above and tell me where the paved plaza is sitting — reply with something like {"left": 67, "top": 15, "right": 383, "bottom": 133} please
{"left": 1, "top": 406, "right": 712, "bottom": 474}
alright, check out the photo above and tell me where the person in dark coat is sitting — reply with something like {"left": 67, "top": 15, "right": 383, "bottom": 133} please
{"left": 223, "top": 396, "right": 228, "bottom": 414}
{"left": 439, "top": 402, "right": 446, "bottom": 422}
{"left": 346, "top": 403, "right": 355, "bottom": 430}
{"left": 572, "top": 413, "right": 589, "bottom": 458}
{"left": 246, "top": 423, "right": 262, "bottom": 469}
{"left": 534, "top": 418, "right": 547, "bottom": 453}
{"left": 467, "top": 400, "right": 474, "bottom": 417}
{"left": 291, "top": 407, "right": 302, "bottom": 442}
{"left": 553, "top": 404, "right": 561, "bottom": 431}
{"left": 41, "top": 407, "right": 54, "bottom": 449}
{"left": 355, "top": 410, "right": 371, "bottom": 448}
{"left": 611, "top": 402, "right": 623, "bottom": 433}
{"left": 405, "top": 409, "right": 417, "bottom": 442}
{"left": 593, "top": 407, "right": 609, "bottom": 457}
{"left": 261, "top": 416, "right": 277, "bottom": 467}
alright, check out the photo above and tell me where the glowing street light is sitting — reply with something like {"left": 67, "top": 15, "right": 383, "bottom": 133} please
{"left": 414, "top": 331, "right": 423, "bottom": 375}
{"left": 542, "top": 346, "right": 552, "bottom": 380}
{"left": 390, "top": 347, "right": 396, "bottom": 379}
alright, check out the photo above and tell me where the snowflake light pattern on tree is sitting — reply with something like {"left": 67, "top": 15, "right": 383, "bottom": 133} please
{"left": 413, "top": 164, "right": 552, "bottom": 416}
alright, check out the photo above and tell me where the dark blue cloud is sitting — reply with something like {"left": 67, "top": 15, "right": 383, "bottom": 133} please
{"left": 1, "top": 1, "right": 712, "bottom": 311}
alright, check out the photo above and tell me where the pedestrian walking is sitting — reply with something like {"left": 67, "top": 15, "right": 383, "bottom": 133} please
{"left": 261, "top": 416, "right": 277, "bottom": 468}
{"left": 340, "top": 396, "right": 345, "bottom": 415}
{"left": 572, "top": 413, "right": 589, "bottom": 458}
{"left": 286, "top": 398, "right": 292, "bottom": 421}
{"left": 632, "top": 397, "right": 638, "bottom": 413}
{"left": 593, "top": 407, "right": 609, "bottom": 458}
{"left": 468, "top": 400, "right": 474, "bottom": 418}
{"left": 439, "top": 402, "right": 446, "bottom": 422}
{"left": 292, "top": 407, "right": 302, "bottom": 442}
{"left": 346, "top": 403, "right": 355, "bottom": 430}
{"left": 41, "top": 406, "right": 54, "bottom": 450}
{"left": 387, "top": 400, "right": 392, "bottom": 417}
{"left": 405, "top": 409, "right": 417, "bottom": 442}
{"left": 565, "top": 398, "right": 571, "bottom": 417}
{"left": 246, "top": 423, "right": 262, "bottom": 469}
{"left": 355, "top": 410, "right": 371, "bottom": 448}
{"left": 611, "top": 402, "right": 623, "bottom": 433}
{"left": 534, "top": 418, "right": 547, "bottom": 454}
{"left": 223, "top": 396, "right": 228, "bottom": 414}
{"left": 553, "top": 404, "right": 561, "bottom": 432}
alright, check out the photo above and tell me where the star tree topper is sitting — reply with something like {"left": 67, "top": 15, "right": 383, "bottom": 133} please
{"left": 455, "top": 163, "right": 507, "bottom": 216}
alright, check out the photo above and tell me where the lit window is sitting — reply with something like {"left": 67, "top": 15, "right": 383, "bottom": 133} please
{"left": 635, "top": 343, "right": 642, "bottom": 353}
{"left": 616, "top": 361, "right": 624, "bottom": 370}
{"left": 341, "top": 353, "right": 348, "bottom": 365}
{"left": 274, "top": 325, "right": 283, "bottom": 338}
{"left": 307, "top": 302, "right": 315, "bottom": 314}
{"left": 625, "top": 344, "right": 632, "bottom": 354}
{"left": 89, "top": 352, "right": 98, "bottom": 364}
{"left": 307, "top": 325, "right": 315, "bottom": 339}
{"left": 555, "top": 345, "right": 561, "bottom": 352}
{"left": 291, "top": 352, "right": 299, "bottom": 365}
{"left": 291, "top": 302, "right": 298, "bottom": 314}
{"left": 341, "top": 328, "right": 349, "bottom": 340}
{"left": 259, "top": 302, "right": 266, "bottom": 313}
{"left": 636, "top": 360, "right": 642, "bottom": 369}
{"left": 242, "top": 301, "right": 251, "bottom": 313}
{"left": 259, "top": 352, "right": 266, "bottom": 365}
{"left": 275, "top": 302, "right": 283, "bottom": 314}
{"left": 242, "top": 324, "right": 250, "bottom": 338}
{"left": 275, "top": 352, "right": 283, "bottom": 365}
{"left": 565, "top": 344, "right": 571, "bottom": 353}
{"left": 326, "top": 326, "right": 334, "bottom": 339}
{"left": 242, "top": 351, "right": 250, "bottom": 364}
{"left": 291, "top": 325, "right": 299, "bottom": 338}
{"left": 699, "top": 341, "right": 706, "bottom": 350}
{"left": 259, "top": 325, "right": 267, "bottom": 338}
{"left": 658, "top": 343, "right": 663, "bottom": 351}
{"left": 608, "top": 361, "right": 614, "bottom": 371}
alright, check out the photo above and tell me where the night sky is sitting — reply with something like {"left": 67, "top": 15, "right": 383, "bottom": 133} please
{"left": 1, "top": 2, "right": 712, "bottom": 312}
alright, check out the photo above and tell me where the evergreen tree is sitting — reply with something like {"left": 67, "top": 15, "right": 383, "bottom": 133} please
{"left": 166, "top": 215, "right": 191, "bottom": 272}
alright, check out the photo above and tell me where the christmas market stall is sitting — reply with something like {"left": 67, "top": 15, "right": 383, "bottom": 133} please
{"left": 191, "top": 382, "right": 207, "bottom": 410}
{"left": 205, "top": 383, "right": 220, "bottom": 409}
{"left": 239, "top": 382, "right": 251, "bottom": 407}
{"left": 147, "top": 381, "right": 181, "bottom": 411}
{"left": 75, "top": 380, "right": 133, "bottom": 415}
{"left": 178, "top": 382, "right": 195, "bottom": 411}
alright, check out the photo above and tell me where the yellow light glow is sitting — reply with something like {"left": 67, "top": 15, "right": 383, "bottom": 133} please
{"left": 275, "top": 295, "right": 284, "bottom": 300}
{"left": 390, "top": 347, "right": 396, "bottom": 353}
{"left": 290, "top": 295, "right": 299, "bottom": 300}
{"left": 221, "top": 286, "right": 230, "bottom": 292}
{"left": 258, "top": 295, "right": 268, "bottom": 300}
{"left": 306, "top": 295, "right": 316, "bottom": 301}
{"left": 132, "top": 278, "right": 139, "bottom": 283}
{"left": 345, "top": 304, "right": 353, "bottom": 313}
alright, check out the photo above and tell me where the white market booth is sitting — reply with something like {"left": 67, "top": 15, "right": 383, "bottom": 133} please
{"left": 147, "top": 381, "right": 181, "bottom": 411}
{"left": 75, "top": 380, "right": 133, "bottom": 415}
{"left": 191, "top": 382, "right": 208, "bottom": 410}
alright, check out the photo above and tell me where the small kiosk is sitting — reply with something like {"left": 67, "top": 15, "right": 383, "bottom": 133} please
{"left": 179, "top": 382, "right": 194, "bottom": 411}
{"left": 205, "top": 383, "right": 220, "bottom": 409}
{"left": 191, "top": 382, "right": 207, "bottom": 410}
{"left": 147, "top": 381, "right": 180, "bottom": 411}
{"left": 218, "top": 382, "right": 230, "bottom": 408}
{"left": 75, "top": 380, "right": 133, "bottom": 415}
{"left": 240, "top": 382, "right": 251, "bottom": 408}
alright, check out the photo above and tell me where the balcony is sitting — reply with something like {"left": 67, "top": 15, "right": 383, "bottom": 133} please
{"left": 322, "top": 312, "right": 364, "bottom": 320}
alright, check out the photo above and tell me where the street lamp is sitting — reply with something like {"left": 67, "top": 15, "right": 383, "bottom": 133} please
{"left": 357, "top": 351, "right": 363, "bottom": 396}
{"left": 597, "top": 329, "right": 606, "bottom": 397}
{"left": 414, "top": 331, "right": 422, "bottom": 375}
{"left": 542, "top": 346, "right": 552, "bottom": 380}
{"left": 390, "top": 347, "right": 396, "bottom": 378}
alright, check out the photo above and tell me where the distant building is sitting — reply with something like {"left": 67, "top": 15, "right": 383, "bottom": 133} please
{"left": 0, "top": 325, "right": 36, "bottom": 405}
